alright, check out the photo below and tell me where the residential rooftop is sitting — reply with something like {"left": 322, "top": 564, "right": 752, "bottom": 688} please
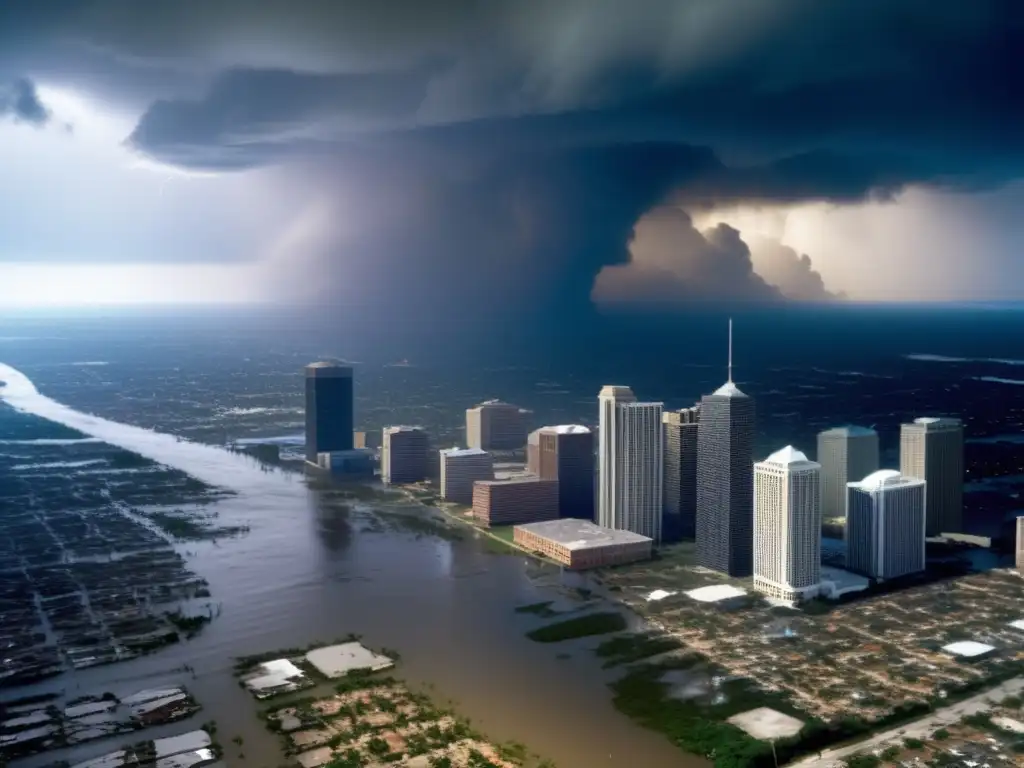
{"left": 514, "top": 518, "right": 652, "bottom": 550}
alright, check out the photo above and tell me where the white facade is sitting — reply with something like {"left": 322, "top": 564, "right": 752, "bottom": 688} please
{"left": 439, "top": 447, "right": 494, "bottom": 504}
{"left": 597, "top": 386, "right": 663, "bottom": 541}
{"left": 846, "top": 469, "right": 926, "bottom": 580}
{"left": 753, "top": 446, "right": 822, "bottom": 603}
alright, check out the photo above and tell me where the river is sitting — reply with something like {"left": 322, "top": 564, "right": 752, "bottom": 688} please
{"left": 0, "top": 362, "right": 697, "bottom": 768}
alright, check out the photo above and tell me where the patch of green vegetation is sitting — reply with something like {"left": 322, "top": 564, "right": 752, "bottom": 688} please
{"left": 514, "top": 601, "right": 559, "bottom": 617}
{"left": 844, "top": 755, "right": 881, "bottom": 768}
{"left": 933, "top": 728, "right": 950, "bottom": 740}
{"left": 594, "top": 631, "right": 684, "bottom": 668}
{"left": 526, "top": 612, "right": 627, "bottom": 643}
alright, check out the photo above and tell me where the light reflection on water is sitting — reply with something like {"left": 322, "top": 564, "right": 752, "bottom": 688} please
{"left": 0, "top": 363, "right": 697, "bottom": 768}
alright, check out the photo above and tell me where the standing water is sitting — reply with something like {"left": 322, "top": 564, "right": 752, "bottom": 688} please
{"left": 0, "top": 362, "right": 698, "bottom": 768}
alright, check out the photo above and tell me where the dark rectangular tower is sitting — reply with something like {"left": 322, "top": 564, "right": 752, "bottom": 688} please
{"left": 530, "top": 425, "right": 595, "bottom": 521}
{"left": 304, "top": 363, "right": 354, "bottom": 462}
{"left": 663, "top": 406, "right": 700, "bottom": 542}
{"left": 695, "top": 320, "right": 756, "bottom": 577}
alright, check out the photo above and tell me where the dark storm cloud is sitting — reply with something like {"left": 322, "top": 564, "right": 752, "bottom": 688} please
{"left": 0, "top": 79, "right": 50, "bottom": 126}
{"left": 2, "top": 0, "right": 1022, "bottom": 317}
{"left": 592, "top": 208, "right": 784, "bottom": 306}
{"left": 749, "top": 238, "right": 843, "bottom": 302}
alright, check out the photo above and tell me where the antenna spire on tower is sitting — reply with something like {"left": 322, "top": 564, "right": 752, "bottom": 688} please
{"left": 727, "top": 317, "right": 734, "bottom": 383}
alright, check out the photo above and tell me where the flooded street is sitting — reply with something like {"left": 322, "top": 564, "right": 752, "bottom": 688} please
{"left": 0, "top": 362, "right": 698, "bottom": 768}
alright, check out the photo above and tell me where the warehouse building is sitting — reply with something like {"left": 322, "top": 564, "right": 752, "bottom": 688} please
{"left": 513, "top": 519, "right": 652, "bottom": 570}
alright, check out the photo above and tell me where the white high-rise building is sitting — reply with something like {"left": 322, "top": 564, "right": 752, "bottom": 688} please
{"left": 753, "top": 446, "right": 822, "bottom": 603}
{"left": 598, "top": 386, "right": 663, "bottom": 541}
{"left": 846, "top": 470, "right": 926, "bottom": 580}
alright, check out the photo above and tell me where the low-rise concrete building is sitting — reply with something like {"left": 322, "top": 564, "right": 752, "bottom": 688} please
{"left": 439, "top": 448, "right": 494, "bottom": 504}
{"left": 472, "top": 477, "right": 559, "bottom": 527}
{"left": 513, "top": 518, "right": 652, "bottom": 570}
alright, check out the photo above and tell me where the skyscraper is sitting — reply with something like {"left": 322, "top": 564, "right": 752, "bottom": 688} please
{"left": 466, "top": 400, "right": 529, "bottom": 450}
{"left": 899, "top": 417, "right": 964, "bottom": 536}
{"left": 304, "top": 363, "right": 354, "bottom": 462}
{"left": 598, "top": 386, "right": 663, "bottom": 541}
{"left": 1016, "top": 517, "right": 1024, "bottom": 572}
{"left": 817, "top": 426, "right": 879, "bottom": 519}
{"left": 382, "top": 426, "right": 430, "bottom": 484}
{"left": 696, "top": 320, "right": 756, "bottom": 577}
{"left": 663, "top": 406, "right": 700, "bottom": 541}
{"left": 527, "top": 425, "right": 595, "bottom": 520}
{"left": 846, "top": 470, "right": 926, "bottom": 580}
{"left": 439, "top": 448, "right": 494, "bottom": 504}
{"left": 753, "top": 446, "right": 822, "bottom": 603}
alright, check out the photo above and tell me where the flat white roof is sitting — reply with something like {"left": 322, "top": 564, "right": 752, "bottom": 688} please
{"left": 538, "top": 424, "right": 591, "bottom": 434}
{"left": 244, "top": 658, "right": 306, "bottom": 691}
{"left": 942, "top": 640, "right": 995, "bottom": 657}
{"left": 514, "top": 519, "right": 652, "bottom": 550}
{"left": 686, "top": 584, "right": 748, "bottom": 603}
{"left": 305, "top": 642, "right": 394, "bottom": 678}
{"left": 646, "top": 589, "right": 677, "bottom": 602}
{"left": 820, "top": 425, "right": 877, "bottom": 437}
{"left": 476, "top": 475, "right": 551, "bottom": 486}
{"left": 440, "top": 447, "right": 489, "bottom": 457}
{"left": 1009, "top": 620, "right": 1024, "bottom": 631}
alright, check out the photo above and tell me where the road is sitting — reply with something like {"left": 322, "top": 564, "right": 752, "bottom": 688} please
{"left": 786, "top": 676, "right": 1024, "bottom": 768}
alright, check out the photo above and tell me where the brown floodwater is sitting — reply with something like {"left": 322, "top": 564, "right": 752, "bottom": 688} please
{"left": 0, "top": 397, "right": 703, "bottom": 768}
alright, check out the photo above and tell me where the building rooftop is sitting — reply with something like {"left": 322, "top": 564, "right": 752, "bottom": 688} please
{"left": 907, "top": 417, "right": 963, "bottom": 428}
{"left": 599, "top": 385, "right": 636, "bottom": 400}
{"left": 384, "top": 425, "right": 424, "bottom": 433}
{"left": 711, "top": 380, "right": 748, "bottom": 398}
{"left": 514, "top": 519, "right": 652, "bottom": 550}
{"left": 439, "top": 447, "right": 490, "bottom": 458}
{"left": 942, "top": 640, "right": 995, "bottom": 658}
{"left": 763, "top": 445, "right": 816, "bottom": 467}
{"left": 539, "top": 424, "right": 591, "bottom": 435}
{"left": 470, "top": 399, "right": 518, "bottom": 409}
{"left": 305, "top": 362, "right": 353, "bottom": 376}
{"left": 475, "top": 475, "right": 551, "bottom": 487}
{"left": 685, "top": 584, "right": 749, "bottom": 603}
{"left": 850, "top": 469, "right": 923, "bottom": 491}
{"left": 820, "top": 425, "right": 877, "bottom": 437}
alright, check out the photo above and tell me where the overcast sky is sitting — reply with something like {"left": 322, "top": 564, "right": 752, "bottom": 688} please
{"left": 0, "top": 0, "right": 1022, "bottom": 316}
